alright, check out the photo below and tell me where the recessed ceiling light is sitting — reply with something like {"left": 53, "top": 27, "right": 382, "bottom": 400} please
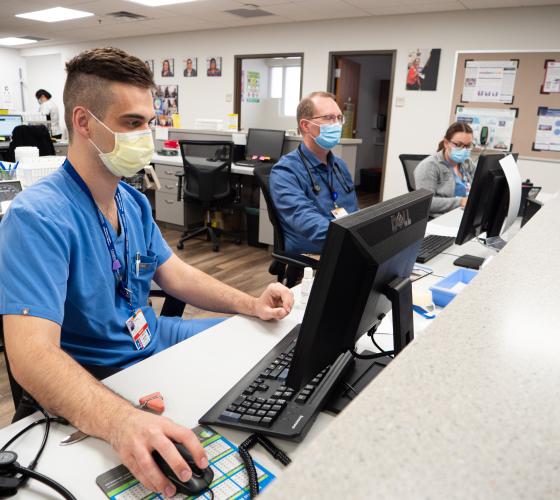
{"left": 16, "top": 7, "right": 94, "bottom": 23}
{"left": 0, "top": 37, "right": 38, "bottom": 46}
{"left": 127, "top": 0, "right": 198, "bottom": 6}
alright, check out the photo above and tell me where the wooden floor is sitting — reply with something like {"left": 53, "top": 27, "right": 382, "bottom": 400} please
{"left": 0, "top": 187, "right": 379, "bottom": 428}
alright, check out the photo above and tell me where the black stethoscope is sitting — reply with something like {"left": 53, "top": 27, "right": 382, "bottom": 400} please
{"left": 297, "top": 145, "right": 354, "bottom": 201}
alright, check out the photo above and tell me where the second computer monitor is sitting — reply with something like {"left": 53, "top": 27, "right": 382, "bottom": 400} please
{"left": 0, "top": 115, "right": 23, "bottom": 138}
{"left": 286, "top": 189, "right": 433, "bottom": 391}
{"left": 455, "top": 153, "right": 520, "bottom": 245}
{"left": 245, "top": 128, "right": 285, "bottom": 161}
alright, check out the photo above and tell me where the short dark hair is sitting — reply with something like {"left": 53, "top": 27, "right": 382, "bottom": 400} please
{"left": 296, "top": 91, "right": 337, "bottom": 132}
{"left": 63, "top": 47, "right": 155, "bottom": 140}
{"left": 437, "top": 121, "right": 474, "bottom": 151}
{"left": 35, "top": 89, "right": 51, "bottom": 100}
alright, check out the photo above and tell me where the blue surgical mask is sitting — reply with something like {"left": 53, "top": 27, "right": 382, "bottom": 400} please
{"left": 449, "top": 147, "right": 471, "bottom": 164}
{"left": 310, "top": 122, "right": 342, "bottom": 150}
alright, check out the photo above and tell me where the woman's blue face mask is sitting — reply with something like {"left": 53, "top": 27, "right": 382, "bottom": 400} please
{"left": 449, "top": 147, "right": 471, "bottom": 164}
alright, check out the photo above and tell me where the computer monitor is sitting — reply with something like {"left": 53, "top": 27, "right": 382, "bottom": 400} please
{"left": 0, "top": 115, "right": 23, "bottom": 138}
{"left": 286, "top": 188, "right": 433, "bottom": 392}
{"left": 245, "top": 128, "right": 285, "bottom": 160}
{"left": 455, "top": 153, "right": 520, "bottom": 246}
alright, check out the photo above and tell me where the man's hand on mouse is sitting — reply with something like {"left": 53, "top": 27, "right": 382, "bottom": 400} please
{"left": 109, "top": 408, "right": 208, "bottom": 498}
{"left": 252, "top": 282, "right": 294, "bottom": 320}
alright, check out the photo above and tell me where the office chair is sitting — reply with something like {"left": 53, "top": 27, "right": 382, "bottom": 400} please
{"left": 5, "top": 124, "right": 56, "bottom": 162}
{"left": 399, "top": 154, "right": 428, "bottom": 192}
{"left": 176, "top": 140, "right": 242, "bottom": 252}
{"left": 253, "top": 164, "right": 318, "bottom": 288}
{"left": 0, "top": 291, "right": 186, "bottom": 423}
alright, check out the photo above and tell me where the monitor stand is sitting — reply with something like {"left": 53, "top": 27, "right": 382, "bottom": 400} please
{"left": 323, "top": 277, "right": 413, "bottom": 414}
{"left": 482, "top": 235, "right": 507, "bottom": 251}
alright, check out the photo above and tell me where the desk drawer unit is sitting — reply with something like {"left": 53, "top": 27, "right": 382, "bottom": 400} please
{"left": 154, "top": 162, "right": 183, "bottom": 226}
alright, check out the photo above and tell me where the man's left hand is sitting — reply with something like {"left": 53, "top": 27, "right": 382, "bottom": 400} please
{"left": 253, "top": 283, "right": 294, "bottom": 320}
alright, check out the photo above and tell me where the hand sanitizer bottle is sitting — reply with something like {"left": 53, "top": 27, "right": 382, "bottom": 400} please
{"left": 300, "top": 267, "right": 314, "bottom": 306}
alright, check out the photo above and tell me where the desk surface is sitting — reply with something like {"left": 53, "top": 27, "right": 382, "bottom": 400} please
{"left": 1, "top": 198, "right": 558, "bottom": 498}
{"left": 265, "top": 195, "right": 560, "bottom": 499}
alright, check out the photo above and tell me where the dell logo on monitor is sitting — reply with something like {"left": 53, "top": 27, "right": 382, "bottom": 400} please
{"left": 391, "top": 209, "right": 412, "bottom": 233}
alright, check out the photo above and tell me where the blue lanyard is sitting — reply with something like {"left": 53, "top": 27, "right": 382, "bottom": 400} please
{"left": 63, "top": 160, "right": 133, "bottom": 307}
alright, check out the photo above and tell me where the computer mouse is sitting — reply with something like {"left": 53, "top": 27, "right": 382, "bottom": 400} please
{"left": 152, "top": 442, "right": 214, "bottom": 496}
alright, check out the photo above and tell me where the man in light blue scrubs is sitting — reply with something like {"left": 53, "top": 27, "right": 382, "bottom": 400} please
{"left": 0, "top": 47, "right": 293, "bottom": 498}
{"left": 270, "top": 91, "right": 358, "bottom": 254}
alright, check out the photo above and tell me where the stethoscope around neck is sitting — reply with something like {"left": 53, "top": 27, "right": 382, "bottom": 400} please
{"left": 297, "top": 145, "right": 354, "bottom": 196}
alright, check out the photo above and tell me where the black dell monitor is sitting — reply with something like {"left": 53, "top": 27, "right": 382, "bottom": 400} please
{"left": 455, "top": 153, "right": 520, "bottom": 246}
{"left": 245, "top": 128, "right": 285, "bottom": 161}
{"left": 286, "top": 188, "right": 433, "bottom": 393}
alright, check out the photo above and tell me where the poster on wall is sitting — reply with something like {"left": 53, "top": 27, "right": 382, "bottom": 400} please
{"left": 153, "top": 85, "right": 178, "bottom": 126}
{"left": 542, "top": 61, "right": 560, "bottom": 93}
{"left": 461, "top": 60, "right": 518, "bottom": 104}
{"left": 456, "top": 106, "right": 516, "bottom": 151}
{"left": 533, "top": 107, "right": 560, "bottom": 151}
{"left": 161, "top": 58, "right": 174, "bottom": 77}
{"left": 405, "top": 48, "right": 441, "bottom": 91}
{"left": 183, "top": 57, "right": 197, "bottom": 77}
{"left": 246, "top": 71, "right": 261, "bottom": 103}
{"left": 206, "top": 57, "right": 222, "bottom": 77}
{"left": 144, "top": 59, "right": 154, "bottom": 75}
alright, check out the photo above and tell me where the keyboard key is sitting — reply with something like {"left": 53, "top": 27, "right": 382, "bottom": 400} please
{"left": 256, "top": 410, "right": 267, "bottom": 417}
{"left": 266, "top": 411, "right": 278, "bottom": 418}
{"left": 272, "top": 391, "right": 283, "bottom": 399}
{"left": 296, "top": 395, "right": 307, "bottom": 404}
{"left": 251, "top": 403, "right": 262, "bottom": 410}
{"left": 276, "top": 399, "right": 287, "bottom": 406}
{"left": 260, "top": 417, "right": 273, "bottom": 427}
{"left": 241, "top": 401, "right": 252, "bottom": 408}
{"left": 220, "top": 411, "right": 241, "bottom": 422}
{"left": 261, "top": 404, "right": 271, "bottom": 411}
{"left": 226, "top": 405, "right": 238, "bottom": 412}
{"left": 301, "top": 390, "right": 311, "bottom": 396}
{"left": 246, "top": 409, "right": 257, "bottom": 415}
{"left": 271, "top": 405, "right": 282, "bottom": 412}
{"left": 243, "top": 387, "right": 255, "bottom": 395}
{"left": 256, "top": 398, "right": 266, "bottom": 404}
{"left": 279, "top": 369, "right": 289, "bottom": 380}
{"left": 233, "top": 396, "right": 245, "bottom": 406}
{"left": 304, "top": 384, "right": 315, "bottom": 391}
{"left": 246, "top": 396, "right": 256, "bottom": 402}
{"left": 240, "top": 415, "right": 261, "bottom": 425}
{"left": 258, "top": 384, "right": 269, "bottom": 391}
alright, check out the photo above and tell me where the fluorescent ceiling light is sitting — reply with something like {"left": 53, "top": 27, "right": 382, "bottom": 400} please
{"left": 0, "top": 37, "right": 38, "bottom": 46}
{"left": 127, "top": 0, "right": 198, "bottom": 6}
{"left": 16, "top": 7, "right": 94, "bottom": 23}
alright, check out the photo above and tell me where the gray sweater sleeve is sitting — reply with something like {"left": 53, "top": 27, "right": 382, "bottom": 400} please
{"left": 414, "top": 156, "right": 462, "bottom": 215}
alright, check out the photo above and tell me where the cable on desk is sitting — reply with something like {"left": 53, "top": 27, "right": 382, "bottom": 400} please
{"left": 238, "top": 434, "right": 292, "bottom": 498}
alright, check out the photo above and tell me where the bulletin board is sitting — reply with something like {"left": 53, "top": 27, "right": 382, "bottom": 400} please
{"left": 450, "top": 51, "right": 560, "bottom": 160}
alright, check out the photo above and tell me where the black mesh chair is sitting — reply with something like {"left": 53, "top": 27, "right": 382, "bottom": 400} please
{"left": 5, "top": 124, "right": 55, "bottom": 162}
{"left": 254, "top": 164, "right": 318, "bottom": 288}
{"left": 399, "top": 154, "right": 428, "bottom": 192}
{"left": 176, "top": 140, "right": 241, "bottom": 252}
{"left": 0, "top": 291, "right": 185, "bottom": 422}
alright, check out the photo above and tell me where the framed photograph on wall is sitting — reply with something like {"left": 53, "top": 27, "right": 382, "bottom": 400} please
{"left": 207, "top": 57, "right": 222, "bottom": 77}
{"left": 161, "top": 58, "right": 174, "bottom": 78}
{"left": 406, "top": 48, "right": 441, "bottom": 91}
{"left": 144, "top": 59, "right": 154, "bottom": 74}
{"left": 183, "top": 57, "right": 198, "bottom": 77}
{"left": 153, "top": 85, "right": 178, "bottom": 126}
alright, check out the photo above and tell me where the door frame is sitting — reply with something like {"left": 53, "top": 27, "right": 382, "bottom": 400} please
{"left": 327, "top": 50, "right": 396, "bottom": 202}
{"left": 234, "top": 52, "right": 304, "bottom": 131}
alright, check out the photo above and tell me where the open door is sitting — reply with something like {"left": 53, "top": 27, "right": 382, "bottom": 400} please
{"left": 334, "top": 57, "right": 361, "bottom": 138}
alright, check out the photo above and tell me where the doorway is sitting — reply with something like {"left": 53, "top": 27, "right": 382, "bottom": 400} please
{"left": 328, "top": 51, "right": 395, "bottom": 204}
{"left": 234, "top": 53, "right": 303, "bottom": 132}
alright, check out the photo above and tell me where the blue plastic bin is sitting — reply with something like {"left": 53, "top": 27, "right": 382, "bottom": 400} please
{"left": 430, "top": 268, "right": 478, "bottom": 307}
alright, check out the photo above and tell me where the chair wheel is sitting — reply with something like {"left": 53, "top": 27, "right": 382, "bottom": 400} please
{"left": 177, "top": 242, "right": 184, "bottom": 250}
{"left": 213, "top": 245, "right": 219, "bottom": 252}
{"left": 234, "top": 239, "right": 242, "bottom": 245}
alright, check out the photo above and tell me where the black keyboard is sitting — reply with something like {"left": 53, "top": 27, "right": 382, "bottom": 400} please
{"left": 199, "top": 325, "right": 354, "bottom": 442}
{"left": 235, "top": 160, "right": 274, "bottom": 167}
{"left": 416, "top": 235, "right": 455, "bottom": 263}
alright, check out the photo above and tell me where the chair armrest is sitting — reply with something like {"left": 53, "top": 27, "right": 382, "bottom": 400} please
{"left": 175, "top": 171, "right": 183, "bottom": 201}
{"left": 271, "top": 250, "right": 319, "bottom": 269}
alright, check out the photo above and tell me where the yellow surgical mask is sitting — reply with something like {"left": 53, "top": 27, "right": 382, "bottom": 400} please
{"left": 88, "top": 110, "right": 154, "bottom": 178}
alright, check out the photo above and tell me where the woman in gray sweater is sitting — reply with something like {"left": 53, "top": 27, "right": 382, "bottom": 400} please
{"left": 414, "top": 122, "right": 476, "bottom": 217}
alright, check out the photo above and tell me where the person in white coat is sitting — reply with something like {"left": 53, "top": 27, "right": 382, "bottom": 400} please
{"left": 36, "top": 89, "right": 62, "bottom": 138}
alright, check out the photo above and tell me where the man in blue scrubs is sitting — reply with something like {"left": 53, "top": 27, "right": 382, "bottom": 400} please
{"left": 0, "top": 48, "right": 293, "bottom": 498}
{"left": 270, "top": 91, "right": 358, "bottom": 254}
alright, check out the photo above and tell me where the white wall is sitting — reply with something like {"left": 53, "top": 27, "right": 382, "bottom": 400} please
{"left": 18, "top": 5, "right": 560, "bottom": 195}
{"left": 0, "top": 48, "right": 25, "bottom": 111}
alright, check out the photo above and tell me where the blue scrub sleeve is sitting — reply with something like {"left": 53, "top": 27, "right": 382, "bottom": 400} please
{"left": 147, "top": 216, "right": 173, "bottom": 268}
{"left": 0, "top": 206, "right": 69, "bottom": 325}
{"left": 270, "top": 164, "right": 330, "bottom": 247}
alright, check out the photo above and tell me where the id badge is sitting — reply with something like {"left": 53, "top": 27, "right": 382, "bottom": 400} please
{"left": 126, "top": 309, "right": 152, "bottom": 350}
{"left": 331, "top": 206, "right": 349, "bottom": 219}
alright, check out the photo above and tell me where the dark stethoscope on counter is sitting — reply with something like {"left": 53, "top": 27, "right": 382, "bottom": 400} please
{"left": 297, "top": 145, "right": 354, "bottom": 206}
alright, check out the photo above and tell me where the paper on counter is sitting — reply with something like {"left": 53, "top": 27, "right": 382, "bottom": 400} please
{"left": 499, "top": 154, "right": 522, "bottom": 234}
{"left": 425, "top": 221, "right": 459, "bottom": 237}
{"left": 154, "top": 127, "right": 169, "bottom": 140}
{"left": 232, "top": 133, "right": 247, "bottom": 145}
